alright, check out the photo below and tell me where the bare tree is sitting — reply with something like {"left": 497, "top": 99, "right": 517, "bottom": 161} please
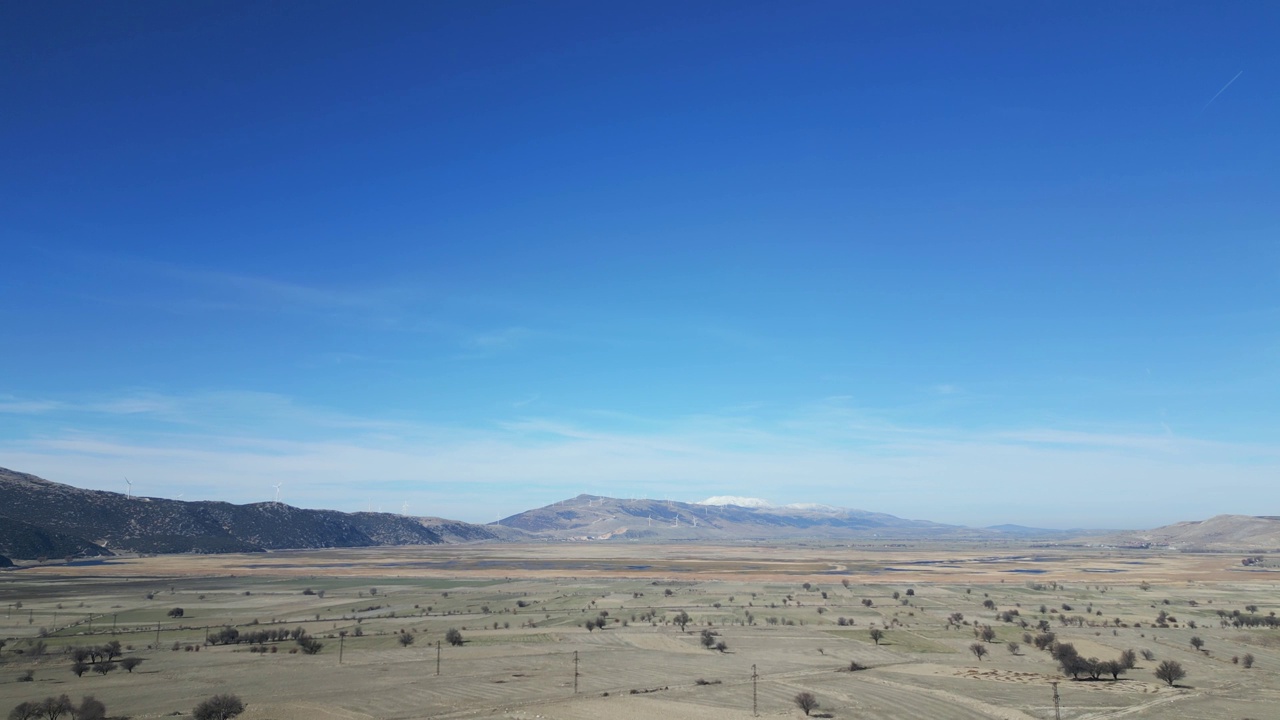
{"left": 9, "top": 701, "right": 41, "bottom": 720}
{"left": 91, "top": 662, "right": 115, "bottom": 677}
{"left": 120, "top": 657, "right": 143, "bottom": 673}
{"left": 1006, "top": 641, "right": 1020, "bottom": 655}
{"left": 75, "top": 697, "right": 106, "bottom": 720}
{"left": 1242, "top": 653, "right": 1255, "bottom": 669}
{"left": 192, "top": 695, "right": 245, "bottom": 720}
{"left": 398, "top": 632, "right": 414, "bottom": 647}
{"left": 793, "top": 692, "right": 819, "bottom": 716}
{"left": 40, "top": 695, "right": 74, "bottom": 720}
{"left": 296, "top": 637, "right": 323, "bottom": 655}
{"left": 1154, "top": 660, "right": 1185, "bottom": 687}
{"left": 445, "top": 628, "right": 464, "bottom": 646}
{"left": 1098, "top": 660, "right": 1125, "bottom": 680}
{"left": 1189, "top": 636, "right": 1204, "bottom": 651}
{"left": 969, "top": 643, "right": 988, "bottom": 661}
{"left": 868, "top": 628, "right": 884, "bottom": 645}
{"left": 70, "top": 661, "right": 89, "bottom": 678}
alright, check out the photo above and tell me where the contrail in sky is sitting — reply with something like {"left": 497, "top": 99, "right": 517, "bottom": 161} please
{"left": 1201, "top": 70, "right": 1243, "bottom": 112}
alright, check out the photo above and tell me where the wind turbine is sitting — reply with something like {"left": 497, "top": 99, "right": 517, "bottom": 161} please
{"left": 401, "top": 501, "right": 409, "bottom": 516}
{"left": 272, "top": 483, "right": 282, "bottom": 504}
{"left": 125, "top": 477, "right": 132, "bottom": 499}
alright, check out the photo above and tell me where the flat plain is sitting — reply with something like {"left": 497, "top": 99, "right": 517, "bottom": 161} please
{"left": 1, "top": 542, "right": 1276, "bottom": 720}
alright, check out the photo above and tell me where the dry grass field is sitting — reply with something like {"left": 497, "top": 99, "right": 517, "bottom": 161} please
{"left": 1, "top": 543, "right": 1276, "bottom": 720}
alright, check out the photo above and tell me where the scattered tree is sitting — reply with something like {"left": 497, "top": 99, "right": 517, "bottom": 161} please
{"left": 869, "top": 628, "right": 884, "bottom": 645}
{"left": 1119, "top": 649, "right": 1137, "bottom": 669}
{"left": 9, "top": 701, "right": 40, "bottom": 720}
{"left": 673, "top": 611, "right": 691, "bottom": 632}
{"left": 1006, "top": 641, "right": 1020, "bottom": 655}
{"left": 700, "top": 629, "right": 717, "bottom": 649}
{"left": 793, "top": 692, "right": 819, "bottom": 716}
{"left": 120, "top": 657, "right": 143, "bottom": 673}
{"left": 1189, "top": 636, "right": 1204, "bottom": 651}
{"left": 70, "top": 662, "right": 89, "bottom": 678}
{"left": 1154, "top": 659, "right": 1186, "bottom": 687}
{"left": 40, "top": 696, "right": 74, "bottom": 720}
{"left": 970, "top": 643, "right": 988, "bottom": 661}
{"left": 192, "top": 694, "right": 245, "bottom": 720}
{"left": 296, "top": 637, "right": 323, "bottom": 655}
{"left": 75, "top": 696, "right": 106, "bottom": 720}
{"left": 445, "top": 628, "right": 464, "bottom": 646}
{"left": 1098, "top": 660, "right": 1125, "bottom": 680}
{"left": 398, "top": 633, "right": 414, "bottom": 647}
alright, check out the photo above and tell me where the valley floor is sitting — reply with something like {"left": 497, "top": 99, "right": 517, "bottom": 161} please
{"left": 1, "top": 543, "right": 1276, "bottom": 720}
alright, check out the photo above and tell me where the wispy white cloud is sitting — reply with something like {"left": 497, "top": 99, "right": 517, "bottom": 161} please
{"left": 2, "top": 390, "right": 1276, "bottom": 528}
{"left": 0, "top": 398, "right": 64, "bottom": 414}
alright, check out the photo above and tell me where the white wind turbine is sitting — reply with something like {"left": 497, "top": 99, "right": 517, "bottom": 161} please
{"left": 401, "top": 501, "right": 409, "bottom": 516}
{"left": 272, "top": 483, "right": 282, "bottom": 504}
{"left": 125, "top": 477, "right": 132, "bottom": 499}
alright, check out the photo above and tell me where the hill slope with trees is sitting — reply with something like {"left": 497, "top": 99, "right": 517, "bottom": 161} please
{"left": 0, "top": 467, "right": 512, "bottom": 559}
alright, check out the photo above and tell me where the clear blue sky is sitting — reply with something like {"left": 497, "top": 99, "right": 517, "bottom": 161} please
{"left": 2, "top": 1, "right": 1276, "bottom": 528}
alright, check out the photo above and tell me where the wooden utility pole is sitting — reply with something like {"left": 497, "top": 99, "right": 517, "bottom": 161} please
{"left": 436, "top": 641, "right": 441, "bottom": 676}
{"left": 155, "top": 622, "right": 161, "bottom": 648}
{"left": 752, "top": 664, "right": 758, "bottom": 716}
{"left": 112, "top": 614, "right": 118, "bottom": 634}
{"left": 87, "top": 615, "right": 93, "bottom": 633}
{"left": 338, "top": 633, "right": 344, "bottom": 664}
{"left": 573, "top": 651, "right": 580, "bottom": 694}
{"left": 1051, "top": 681, "right": 1061, "bottom": 720}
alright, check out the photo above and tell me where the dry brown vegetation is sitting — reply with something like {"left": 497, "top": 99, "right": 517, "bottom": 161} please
{"left": 1, "top": 542, "right": 1276, "bottom": 719}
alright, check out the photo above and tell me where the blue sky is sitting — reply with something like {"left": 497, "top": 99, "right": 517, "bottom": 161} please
{"left": 2, "top": 1, "right": 1277, "bottom": 528}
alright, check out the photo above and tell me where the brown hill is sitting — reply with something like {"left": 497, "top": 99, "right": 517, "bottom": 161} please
{"left": 1097, "top": 514, "right": 1280, "bottom": 551}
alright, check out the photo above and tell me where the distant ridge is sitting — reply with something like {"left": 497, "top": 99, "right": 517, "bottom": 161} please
{"left": 493, "top": 493, "right": 958, "bottom": 541}
{"left": 0, "top": 467, "right": 514, "bottom": 560}
{"left": 1094, "top": 514, "right": 1280, "bottom": 551}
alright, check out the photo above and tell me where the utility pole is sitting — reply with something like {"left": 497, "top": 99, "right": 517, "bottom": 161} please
{"left": 338, "top": 633, "right": 344, "bottom": 664}
{"left": 87, "top": 615, "right": 93, "bottom": 634}
{"left": 1051, "top": 681, "right": 1061, "bottom": 720}
{"left": 436, "top": 641, "right": 441, "bottom": 676}
{"left": 155, "top": 622, "right": 161, "bottom": 649}
{"left": 573, "top": 651, "right": 579, "bottom": 694}
{"left": 113, "top": 614, "right": 118, "bottom": 635}
{"left": 751, "top": 664, "right": 758, "bottom": 716}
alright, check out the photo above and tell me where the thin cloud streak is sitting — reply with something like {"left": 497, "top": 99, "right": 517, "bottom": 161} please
{"left": 1201, "top": 70, "right": 1243, "bottom": 112}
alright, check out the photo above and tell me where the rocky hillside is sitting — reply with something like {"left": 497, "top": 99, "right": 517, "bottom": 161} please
{"left": 493, "top": 494, "right": 958, "bottom": 541}
{"left": 0, "top": 467, "right": 512, "bottom": 559}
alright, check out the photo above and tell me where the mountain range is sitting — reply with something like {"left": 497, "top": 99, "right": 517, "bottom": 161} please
{"left": 1, "top": 466, "right": 1276, "bottom": 562}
